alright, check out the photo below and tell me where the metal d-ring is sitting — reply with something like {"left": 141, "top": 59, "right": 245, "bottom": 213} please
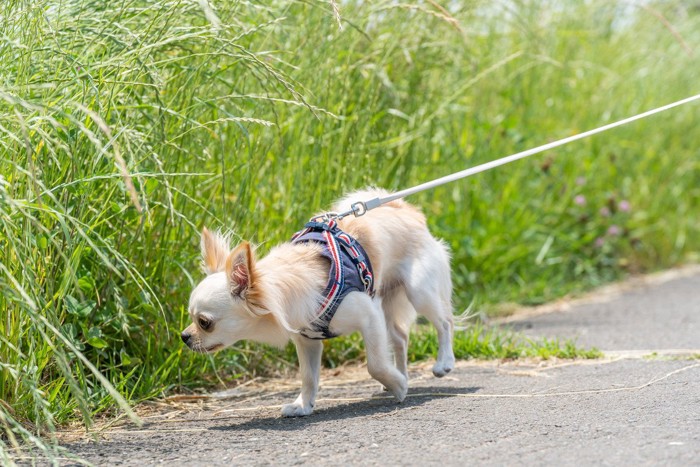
{"left": 310, "top": 212, "right": 338, "bottom": 223}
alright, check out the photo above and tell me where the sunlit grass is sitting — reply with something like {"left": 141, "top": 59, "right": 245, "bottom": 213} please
{"left": 1, "top": 0, "right": 698, "bottom": 461}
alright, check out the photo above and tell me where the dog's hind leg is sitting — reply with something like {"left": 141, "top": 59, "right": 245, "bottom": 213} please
{"left": 408, "top": 291, "right": 455, "bottom": 377}
{"left": 282, "top": 336, "right": 323, "bottom": 417}
{"left": 405, "top": 245, "right": 455, "bottom": 377}
{"left": 382, "top": 287, "right": 416, "bottom": 380}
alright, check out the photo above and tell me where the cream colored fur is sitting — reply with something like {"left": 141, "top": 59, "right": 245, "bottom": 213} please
{"left": 182, "top": 188, "right": 455, "bottom": 417}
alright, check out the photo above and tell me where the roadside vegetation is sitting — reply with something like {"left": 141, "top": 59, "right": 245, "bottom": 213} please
{"left": 0, "top": 0, "right": 697, "bottom": 461}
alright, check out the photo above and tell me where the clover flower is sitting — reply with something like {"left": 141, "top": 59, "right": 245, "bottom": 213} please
{"left": 607, "top": 225, "right": 621, "bottom": 236}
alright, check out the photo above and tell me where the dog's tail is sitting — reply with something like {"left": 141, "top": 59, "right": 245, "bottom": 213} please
{"left": 453, "top": 298, "right": 479, "bottom": 331}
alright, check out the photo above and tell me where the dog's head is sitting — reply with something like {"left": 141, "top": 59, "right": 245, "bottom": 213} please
{"left": 181, "top": 228, "right": 266, "bottom": 353}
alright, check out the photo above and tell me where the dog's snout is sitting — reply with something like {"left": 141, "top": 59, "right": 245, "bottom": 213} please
{"left": 181, "top": 331, "right": 192, "bottom": 345}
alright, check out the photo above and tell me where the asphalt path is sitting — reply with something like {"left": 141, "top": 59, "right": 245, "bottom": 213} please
{"left": 55, "top": 268, "right": 699, "bottom": 466}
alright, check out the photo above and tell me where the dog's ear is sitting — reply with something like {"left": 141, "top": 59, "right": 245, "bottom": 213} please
{"left": 201, "top": 227, "right": 229, "bottom": 275}
{"left": 225, "top": 241, "right": 256, "bottom": 299}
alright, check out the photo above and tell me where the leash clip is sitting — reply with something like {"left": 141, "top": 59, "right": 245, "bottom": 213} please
{"left": 350, "top": 201, "right": 368, "bottom": 217}
{"left": 336, "top": 201, "right": 368, "bottom": 220}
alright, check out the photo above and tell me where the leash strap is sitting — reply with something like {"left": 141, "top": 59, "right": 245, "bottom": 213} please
{"left": 336, "top": 93, "right": 700, "bottom": 219}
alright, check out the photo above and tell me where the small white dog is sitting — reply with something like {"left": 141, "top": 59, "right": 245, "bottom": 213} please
{"left": 181, "top": 189, "right": 455, "bottom": 417}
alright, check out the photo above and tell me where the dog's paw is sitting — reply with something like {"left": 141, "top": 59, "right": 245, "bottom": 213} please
{"left": 281, "top": 402, "right": 313, "bottom": 417}
{"left": 391, "top": 377, "right": 408, "bottom": 403}
{"left": 432, "top": 357, "right": 455, "bottom": 378}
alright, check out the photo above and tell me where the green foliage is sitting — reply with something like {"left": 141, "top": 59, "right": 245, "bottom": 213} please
{"left": 0, "top": 0, "right": 697, "bottom": 459}
{"left": 407, "top": 325, "right": 602, "bottom": 361}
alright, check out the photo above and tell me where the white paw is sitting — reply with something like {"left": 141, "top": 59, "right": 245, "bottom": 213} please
{"left": 281, "top": 402, "right": 313, "bottom": 417}
{"left": 392, "top": 377, "right": 408, "bottom": 402}
{"left": 432, "top": 357, "right": 455, "bottom": 378}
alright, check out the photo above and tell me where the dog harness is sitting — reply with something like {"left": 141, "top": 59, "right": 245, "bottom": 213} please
{"left": 291, "top": 217, "right": 375, "bottom": 339}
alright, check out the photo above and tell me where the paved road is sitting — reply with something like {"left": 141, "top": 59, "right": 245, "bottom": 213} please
{"left": 508, "top": 267, "right": 700, "bottom": 351}
{"left": 59, "top": 269, "right": 700, "bottom": 466}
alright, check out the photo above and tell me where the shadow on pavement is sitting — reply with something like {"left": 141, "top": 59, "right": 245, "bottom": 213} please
{"left": 209, "top": 385, "right": 480, "bottom": 432}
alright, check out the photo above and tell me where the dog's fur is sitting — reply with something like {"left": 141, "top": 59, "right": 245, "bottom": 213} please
{"left": 182, "top": 189, "right": 455, "bottom": 417}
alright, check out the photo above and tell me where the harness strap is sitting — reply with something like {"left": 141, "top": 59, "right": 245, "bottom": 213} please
{"left": 291, "top": 217, "right": 375, "bottom": 339}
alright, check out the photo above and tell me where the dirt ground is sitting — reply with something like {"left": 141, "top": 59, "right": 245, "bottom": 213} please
{"left": 35, "top": 267, "right": 700, "bottom": 465}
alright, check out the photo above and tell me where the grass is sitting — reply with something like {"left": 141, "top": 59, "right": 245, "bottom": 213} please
{"left": 0, "top": 0, "right": 698, "bottom": 461}
{"left": 408, "top": 325, "right": 602, "bottom": 361}
{"left": 643, "top": 352, "right": 700, "bottom": 361}
{"left": 270, "top": 325, "right": 602, "bottom": 374}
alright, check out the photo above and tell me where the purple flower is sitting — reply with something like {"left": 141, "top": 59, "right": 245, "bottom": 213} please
{"left": 576, "top": 177, "right": 586, "bottom": 186}
{"left": 599, "top": 206, "right": 611, "bottom": 217}
{"left": 595, "top": 237, "right": 605, "bottom": 248}
{"left": 607, "top": 225, "right": 621, "bottom": 236}
{"left": 574, "top": 195, "right": 586, "bottom": 206}
{"left": 619, "top": 200, "right": 630, "bottom": 212}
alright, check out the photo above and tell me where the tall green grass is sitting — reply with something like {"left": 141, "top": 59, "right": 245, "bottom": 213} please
{"left": 1, "top": 0, "right": 698, "bottom": 460}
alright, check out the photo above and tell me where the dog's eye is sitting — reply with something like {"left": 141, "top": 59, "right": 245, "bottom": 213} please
{"left": 198, "top": 316, "right": 213, "bottom": 331}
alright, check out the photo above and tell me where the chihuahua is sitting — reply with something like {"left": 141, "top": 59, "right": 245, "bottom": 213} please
{"left": 181, "top": 189, "right": 455, "bottom": 417}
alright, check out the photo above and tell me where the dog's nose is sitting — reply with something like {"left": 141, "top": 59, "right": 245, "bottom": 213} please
{"left": 181, "top": 332, "right": 191, "bottom": 344}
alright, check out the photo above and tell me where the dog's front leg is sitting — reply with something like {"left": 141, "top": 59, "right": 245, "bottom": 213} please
{"left": 281, "top": 336, "right": 323, "bottom": 417}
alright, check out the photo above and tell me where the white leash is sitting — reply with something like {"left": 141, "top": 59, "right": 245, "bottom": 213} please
{"left": 337, "top": 93, "right": 700, "bottom": 219}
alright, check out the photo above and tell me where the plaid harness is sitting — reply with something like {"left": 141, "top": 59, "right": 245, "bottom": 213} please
{"left": 291, "top": 217, "right": 375, "bottom": 339}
